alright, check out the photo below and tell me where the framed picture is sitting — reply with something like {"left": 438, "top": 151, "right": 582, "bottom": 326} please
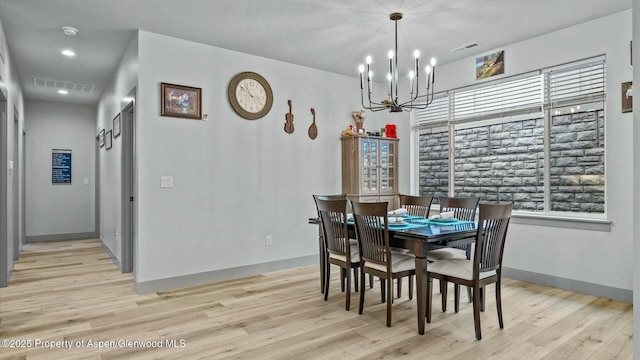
{"left": 160, "top": 82, "right": 202, "bottom": 119}
{"left": 622, "top": 81, "right": 633, "bottom": 113}
{"left": 98, "top": 129, "right": 105, "bottom": 148}
{"left": 105, "top": 130, "right": 113, "bottom": 150}
{"left": 113, "top": 113, "right": 121, "bottom": 138}
{"left": 476, "top": 50, "right": 505, "bottom": 80}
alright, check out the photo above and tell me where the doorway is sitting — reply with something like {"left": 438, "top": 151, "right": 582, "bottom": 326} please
{"left": 13, "top": 108, "right": 20, "bottom": 260}
{"left": 120, "top": 93, "right": 135, "bottom": 273}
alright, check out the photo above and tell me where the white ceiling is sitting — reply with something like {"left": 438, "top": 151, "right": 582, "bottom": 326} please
{"left": 0, "top": 0, "right": 632, "bottom": 105}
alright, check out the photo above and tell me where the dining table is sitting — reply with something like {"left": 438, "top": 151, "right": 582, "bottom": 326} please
{"left": 309, "top": 216, "right": 478, "bottom": 335}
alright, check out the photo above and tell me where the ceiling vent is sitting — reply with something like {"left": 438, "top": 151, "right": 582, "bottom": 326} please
{"left": 33, "top": 77, "right": 95, "bottom": 93}
{"left": 451, "top": 42, "right": 481, "bottom": 53}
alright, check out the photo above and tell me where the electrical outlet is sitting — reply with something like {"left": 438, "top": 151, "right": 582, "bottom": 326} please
{"left": 266, "top": 235, "right": 272, "bottom": 246}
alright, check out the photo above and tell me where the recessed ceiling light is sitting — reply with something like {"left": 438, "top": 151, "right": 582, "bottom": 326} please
{"left": 58, "top": 90, "right": 69, "bottom": 95}
{"left": 61, "top": 49, "right": 76, "bottom": 57}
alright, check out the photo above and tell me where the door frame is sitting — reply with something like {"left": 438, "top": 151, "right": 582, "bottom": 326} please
{"left": 0, "top": 88, "right": 8, "bottom": 287}
{"left": 120, "top": 90, "right": 136, "bottom": 273}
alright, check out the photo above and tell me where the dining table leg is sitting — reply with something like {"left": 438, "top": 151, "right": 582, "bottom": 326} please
{"left": 414, "top": 242, "right": 428, "bottom": 335}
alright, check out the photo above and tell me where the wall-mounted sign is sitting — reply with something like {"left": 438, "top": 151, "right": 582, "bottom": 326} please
{"left": 52, "top": 149, "right": 72, "bottom": 184}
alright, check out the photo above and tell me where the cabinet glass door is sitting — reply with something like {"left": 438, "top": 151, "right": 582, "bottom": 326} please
{"left": 379, "top": 140, "right": 395, "bottom": 193}
{"left": 361, "top": 139, "right": 377, "bottom": 193}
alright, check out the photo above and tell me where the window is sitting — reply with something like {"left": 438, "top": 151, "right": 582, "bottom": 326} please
{"left": 416, "top": 56, "right": 605, "bottom": 215}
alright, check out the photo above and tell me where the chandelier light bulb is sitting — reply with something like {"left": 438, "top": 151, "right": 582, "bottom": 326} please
{"left": 425, "top": 65, "right": 432, "bottom": 74}
{"left": 358, "top": 64, "right": 365, "bottom": 73}
{"left": 414, "top": 50, "right": 420, "bottom": 59}
{"left": 368, "top": 71, "right": 373, "bottom": 79}
{"left": 409, "top": 71, "right": 415, "bottom": 79}
{"left": 430, "top": 57, "right": 437, "bottom": 66}
{"left": 388, "top": 50, "right": 394, "bottom": 59}
{"left": 387, "top": 73, "right": 393, "bottom": 81}
{"left": 366, "top": 56, "right": 372, "bottom": 64}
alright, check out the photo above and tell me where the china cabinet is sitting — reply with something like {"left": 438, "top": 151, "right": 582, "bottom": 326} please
{"left": 341, "top": 136, "right": 399, "bottom": 209}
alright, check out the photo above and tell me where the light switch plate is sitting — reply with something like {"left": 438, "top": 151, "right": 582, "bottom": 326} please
{"left": 160, "top": 176, "right": 173, "bottom": 188}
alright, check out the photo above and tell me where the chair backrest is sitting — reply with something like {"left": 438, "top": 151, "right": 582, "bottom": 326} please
{"left": 315, "top": 198, "right": 351, "bottom": 259}
{"left": 399, "top": 194, "right": 433, "bottom": 218}
{"left": 439, "top": 196, "right": 480, "bottom": 221}
{"left": 473, "top": 203, "right": 513, "bottom": 277}
{"left": 351, "top": 201, "right": 390, "bottom": 270}
{"left": 313, "top": 194, "right": 348, "bottom": 215}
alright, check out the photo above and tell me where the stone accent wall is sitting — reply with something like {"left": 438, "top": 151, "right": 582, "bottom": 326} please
{"left": 418, "top": 110, "right": 604, "bottom": 213}
{"left": 549, "top": 111, "right": 605, "bottom": 213}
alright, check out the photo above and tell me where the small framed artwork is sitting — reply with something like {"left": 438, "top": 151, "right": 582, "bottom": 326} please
{"left": 622, "top": 81, "right": 633, "bottom": 113}
{"left": 105, "top": 130, "right": 113, "bottom": 150}
{"left": 113, "top": 113, "right": 121, "bottom": 138}
{"left": 476, "top": 50, "right": 505, "bottom": 80}
{"left": 98, "top": 129, "right": 105, "bottom": 148}
{"left": 160, "top": 82, "right": 202, "bottom": 119}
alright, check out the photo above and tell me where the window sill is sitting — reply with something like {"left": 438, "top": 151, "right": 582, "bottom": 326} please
{"left": 510, "top": 212, "right": 611, "bottom": 232}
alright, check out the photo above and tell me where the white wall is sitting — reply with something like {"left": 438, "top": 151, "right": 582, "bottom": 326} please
{"left": 24, "top": 101, "right": 96, "bottom": 237}
{"left": 96, "top": 33, "right": 138, "bottom": 262}
{"left": 131, "top": 30, "right": 404, "bottom": 283}
{"left": 0, "top": 16, "right": 25, "bottom": 281}
{"left": 632, "top": 0, "right": 639, "bottom": 355}
{"left": 424, "top": 11, "right": 634, "bottom": 292}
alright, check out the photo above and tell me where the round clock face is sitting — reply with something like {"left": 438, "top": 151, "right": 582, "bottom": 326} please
{"left": 228, "top": 72, "right": 273, "bottom": 120}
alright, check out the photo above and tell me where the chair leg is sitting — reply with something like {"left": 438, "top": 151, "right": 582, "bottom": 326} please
{"left": 466, "top": 286, "right": 472, "bottom": 303}
{"left": 340, "top": 268, "right": 346, "bottom": 292}
{"left": 397, "top": 278, "right": 402, "bottom": 298}
{"left": 454, "top": 284, "right": 460, "bottom": 313}
{"left": 353, "top": 267, "right": 359, "bottom": 292}
{"left": 408, "top": 275, "right": 413, "bottom": 300}
{"left": 345, "top": 267, "right": 351, "bottom": 311}
{"left": 496, "top": 279, "right": 504, "bottom": 329}
{"left": 441, "top": 280, "right": 448, "bottom": 312}
{"left": 324, "top": 264, "right": 331, "bottom": 301}
{"left": 386, "top": 276, "right": 393, "bottom": 327}
{"left": 380, "top": 279, "right": 386, "bottom": 303}
{"left": 426, "top": 276, "right": 433, "bottom": 324}
{"left": 358, "top": 268, "right": 366, "bottom": 315}
{"left": 481, "top": 286, "right": 485, "bottom": 312}
{"left": 472, "top": 285, "right": 482, "bottom": 340}
{"left": 369, "top": 274, "right": 374, "bottom": 288}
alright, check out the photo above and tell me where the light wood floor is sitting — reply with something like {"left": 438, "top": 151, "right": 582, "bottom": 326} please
{"left": 0, "top": 239, "right": 632, "bottom": 360}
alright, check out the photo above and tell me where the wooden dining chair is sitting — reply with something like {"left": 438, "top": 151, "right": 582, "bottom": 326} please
{"left": 395, "top": 194, "right": 433, "bottom": 297}
{"left": 351, "top": 201, "right": 416, "bottom": 327}
{"left": 428, "top": 196, "right": 480, "bottom": 311}
{"left": 399, "top": 194, "right": 434, "bottom": 218}
{"left": 427, "top": 203, "right": 513, "bottom": 340}
{"left": 315, "top": 197, "right": 360, "bottom": 310}
{"left": 314, "top": 194, "right": 375, "bottom": 293}
{"left": 313, "top": 194, "right": 347, "bottom": 295}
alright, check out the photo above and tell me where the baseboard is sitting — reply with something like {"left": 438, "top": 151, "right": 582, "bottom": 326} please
{"left": 502, "top": 267, "right": 632, "bottom": 304}
{"left": 100, "top": 238, "right": 121, "bottom": 271}
{"left": 134, "top": 255, "right": 318, "bottom": 294}
{"left": 26, "top": 232, "right": 98, "bottom": 243}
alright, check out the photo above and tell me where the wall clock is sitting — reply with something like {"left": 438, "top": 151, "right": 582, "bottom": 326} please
{"left": 228, "top": 71, "right": 273, "bottom": 120}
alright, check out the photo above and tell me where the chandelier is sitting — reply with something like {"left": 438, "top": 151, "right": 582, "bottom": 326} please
{"left": 359, "top": 12, "right": 436, "bottom": 113}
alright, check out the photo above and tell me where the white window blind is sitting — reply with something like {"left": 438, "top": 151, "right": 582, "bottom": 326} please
{"left": 544, "top": 59, "right": 605, "bottom": 108}
{"left": 414, "top": 94, "right": 449, "bottom": 127}
{"left": 453, "top": 74, "right": 542, "bottom": 122}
